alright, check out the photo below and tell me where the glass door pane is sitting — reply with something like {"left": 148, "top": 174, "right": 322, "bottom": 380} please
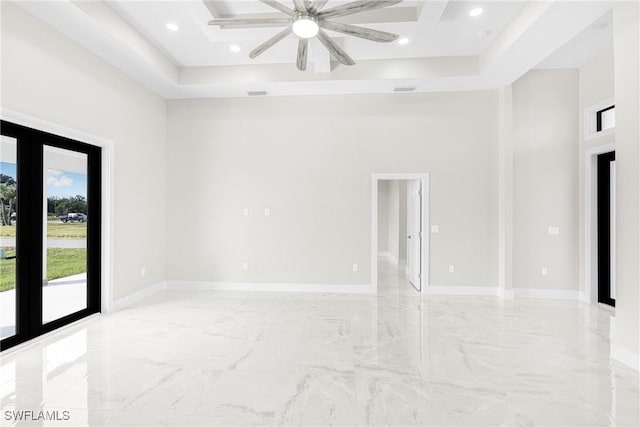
{"left": 0, "top": 136, "right": 18, "bottom": 340}
{"left": 43, "top": 146, "right": 88, "bottom": 323}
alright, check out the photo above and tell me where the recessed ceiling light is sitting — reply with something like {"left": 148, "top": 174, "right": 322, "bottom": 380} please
{"left": 398, "top": 37, "right": 410, "bottom": 45}
{"left": 166, "top": 23, "right": 179, "bottom": 32}
{"left": 229, "top": 44, "right": 241, "bottom": 53}
{"left": 469, "top": 8, "right": 483, "bottom": 17}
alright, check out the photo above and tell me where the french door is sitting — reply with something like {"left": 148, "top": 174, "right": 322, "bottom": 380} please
{"left": 0, "top": 120, "right": 101, "bottom": 351}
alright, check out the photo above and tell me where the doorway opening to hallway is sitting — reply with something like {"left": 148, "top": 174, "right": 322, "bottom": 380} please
{"left": 372, "top": 174, "right": 429, "bottom": 295}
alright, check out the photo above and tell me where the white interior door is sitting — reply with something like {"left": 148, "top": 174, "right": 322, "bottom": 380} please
{"left": 407, "top": 180, "right": 422, "bottom": 291}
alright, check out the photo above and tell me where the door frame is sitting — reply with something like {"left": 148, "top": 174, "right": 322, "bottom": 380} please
{"left": 371, "top": 173, "right": 429, "bottom": 293}
{"left": 584, "top": 143, "right": 615, "bottom": 305}
{"left": 1, "top": 109, "right": 114, "bottom": 316}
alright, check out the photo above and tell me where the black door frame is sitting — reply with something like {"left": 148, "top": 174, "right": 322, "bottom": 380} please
{"left": 0, "top": 120, "right": 101, "bottom": 351}
{"left": 597, "top": 151, "right": 615, "bottom": 307}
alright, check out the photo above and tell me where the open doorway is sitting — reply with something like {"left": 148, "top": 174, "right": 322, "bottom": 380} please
{"left": 597, "top": 151, "right": 616, "bottom": 307}
{"left": 372, "top": 174, "right": 429, "bottom": 295}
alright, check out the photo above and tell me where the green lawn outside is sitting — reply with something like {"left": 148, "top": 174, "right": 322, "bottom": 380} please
{"left": 0, "top": 222, "right": 87, "bottom": 239}
{"left": 0, "top": 248, "right": 86, "bottom": 292}
{"left": 0, "top": 249, "right": 16, "bottom": 292}
{"left": 0, "top": 225, "right": 16, "bottom": 238}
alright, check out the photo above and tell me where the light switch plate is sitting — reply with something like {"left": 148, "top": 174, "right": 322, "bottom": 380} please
{"left": 264, "top": 208, "right": 270, "bottom": 216}
{"left": 243, "top": 208, "right": 249, "bottom": 216}
{"left": 242, "top": 262, "right": 249, "bottom": 271}
{"left": 541, "top": 267, "right": 548, "bottom": 276}
{"left": 548, "top": 226, "right": 560, "bottom": 235}
{"left": 448, "top": 265, "right": 455, "bottom": 273}
{"left": 431, "top": 225, "right": 440, "bottom": 233}
{"left": 352, "top": 264, "right": 359, "bottom": 272}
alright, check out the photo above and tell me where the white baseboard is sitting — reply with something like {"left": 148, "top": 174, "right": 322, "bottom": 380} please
{"left": 106, "top": 282, "right": 594, "bottom": 311}
{"left": 511, "top": 288, "right": 583, "bottom": 300}
{"left": 377, "top": 251, "right": 398, "bottom": 266}
{"left": 109, "top": 281, "right": 167, "bottom": 312}
{"left": 424, "top": 286, "right": 499, "bottom": 296}
{"left": 167, "top": 281, "right": 376, "bottom": 294}
{"left": 498, "top": 288, "right": 514, "bottom": 299}
{"left": 426, "top": 286, "right": 590, "bottom": 301}
{"left": 611, "top": 344, "right": 640, "bottom": 371}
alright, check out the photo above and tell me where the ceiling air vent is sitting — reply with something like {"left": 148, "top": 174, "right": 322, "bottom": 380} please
{"left": 393, "top": 86, "right": 417, "bottom": 93}
{"left": 247, "top": 90, "right": 269, "bottom": 97}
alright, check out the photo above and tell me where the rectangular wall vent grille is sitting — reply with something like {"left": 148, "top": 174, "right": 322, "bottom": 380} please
{"left": 393, "top": 87, "right": 417, "bottom": 92}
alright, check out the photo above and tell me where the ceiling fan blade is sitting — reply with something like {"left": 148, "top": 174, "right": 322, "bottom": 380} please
{"left": 292, "top": 0, "right": 307, "bottom": 12}
{"left": 316, "top": 29, "right": 355, "bottom": 65}
{"left": 296, "top": 38, "right": 309, "bottom": 71}
{"left": 318, "top": 0, "right": 403, "bottom": 19}
{"left": 208, "top": 17, "right": 292, "bottom": 27}
{"left": 249, "top": 27, "right": 293, "bottom": 58}
{"left": 308, "top": 0, "right": 329, "bottom": 14}
{"left": 259, "top": 0, "right": 296, "bottom": 17}
{"left": 320, "top": 21, "right": 399, "bottom": 43}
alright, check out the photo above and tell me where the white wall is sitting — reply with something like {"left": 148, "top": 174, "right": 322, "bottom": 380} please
{"left": 377, "top": 181, "right": 389, "bottom": 253}
{"left": 578, "top": 49, "right": 615, "bottom": 301}
{"left": 387, "top": 180, "right": 401, "bottom": 265}
{"left": 377, "top": 180, "right": 407, "bottom": 267}
{"left": 612, "top": 0, "right": 640, "bottom": 362}
{"left": 398, "top": 180, "right": 408, "bottom": 262}
{"left": 512, "top": 69, "right": 579, "bottom": 290}
{"left": 167, "top": 93, "right": 499, "bottom": 287}
{"left": 0, "top": 3, "right": 168, "bottom": 300}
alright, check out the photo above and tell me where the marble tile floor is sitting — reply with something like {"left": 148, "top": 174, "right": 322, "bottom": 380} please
{"left": 1, "top": 261, "right": 639, "bottom": 426}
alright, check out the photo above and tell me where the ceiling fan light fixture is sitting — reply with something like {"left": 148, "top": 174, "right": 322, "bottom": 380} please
{"left": 208, "top": 0, "right": 404, "bottom": 70}
{"left": 292, "top": 16, "right": 319, "bottom": 39}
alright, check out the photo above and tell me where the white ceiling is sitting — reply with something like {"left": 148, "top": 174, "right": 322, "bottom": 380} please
{"left": 107, "top": 1, "right": 526, "bottom": 67}
{"left": 13, "top": 0, "right": 614, "bottom": 99}
{"left": 535, "top": 9, "right": 612, "bottom": 69}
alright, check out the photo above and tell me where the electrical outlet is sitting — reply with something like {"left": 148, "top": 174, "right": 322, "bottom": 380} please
{"left": 243, "top": 208, "right": 249, "bottom": 216}
{"left": 352, "top": 264, "right": 359, "bottom": 272}
{"left": 548, "top": 226, "right": 560, "bottom": 235}
{"left": 264, "top": 208, "right": 270, "bottom": 216}
{"left": 431, "top": 225, "right": 440, "bottom": 233}
{"left": 141, "top": 267, "right": 146, "bottom": 277}
{"left": 448, "top": 265, "right": 455, "bottom": 273}
{"left": 242, "top": 262, "right": 249, "bottom": 271}
{"left": 541, "top": 267, "right": 548, "bottom": 276}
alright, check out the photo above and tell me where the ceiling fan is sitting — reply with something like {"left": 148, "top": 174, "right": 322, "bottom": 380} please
{"left": 208, "top": 0, "right": 403, "bottom": 71}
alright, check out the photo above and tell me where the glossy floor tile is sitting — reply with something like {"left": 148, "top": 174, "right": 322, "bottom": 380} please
{"left": 1, "top": 262, "right": 638, "bottom": 426}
